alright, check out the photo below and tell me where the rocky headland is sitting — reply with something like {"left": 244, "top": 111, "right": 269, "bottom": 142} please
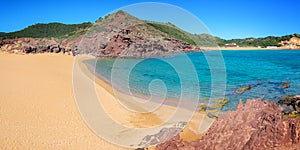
{"left": 0, "top": 11, "right": 202, "bottom": 58}
{"left": 77, "top": 10, "right": 201, "bottom": 57}
{"left": 156, "top": 99, "right": 300, "bottom": 150}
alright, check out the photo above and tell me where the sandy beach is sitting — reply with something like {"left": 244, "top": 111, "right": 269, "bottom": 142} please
{"left": 0, "top": 52, "right": 208, "bottom": 149}
{"left": 0, "top": 53, "right": 129, "bottom": 149}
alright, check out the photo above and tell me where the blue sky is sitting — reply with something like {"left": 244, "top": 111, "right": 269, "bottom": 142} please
{"left": 1, "top": 0, "right": 299, "bottom": 39}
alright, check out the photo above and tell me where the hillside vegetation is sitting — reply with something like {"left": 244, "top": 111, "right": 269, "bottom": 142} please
{"left": 221, "top": 34, "right": 300, "bottom": 47}
{"left": 0, "top": 22, "right": 92, "bottom": 39}
{"left": 146, "top": 22, "right": 197, "bottom": 45}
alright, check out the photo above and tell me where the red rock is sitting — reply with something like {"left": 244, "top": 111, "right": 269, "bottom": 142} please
{"left": 0, "top": 37, "right": 81, "bottom": 55}
{"left": 156, "top": 99, "right": 300, "bottom": 150}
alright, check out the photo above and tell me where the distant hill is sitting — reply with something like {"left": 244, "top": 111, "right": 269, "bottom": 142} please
{"left": 0, "top": 32, "right": 6, "bottom": 37}
{"left": 0, "top": 22, "right": 92, "bottom": 39}
{"left": 222, "top": 34, "right": 300, "bottom": 47}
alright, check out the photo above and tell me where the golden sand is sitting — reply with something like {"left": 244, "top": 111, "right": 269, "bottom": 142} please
{"left": 0, "top": 53, "right": 207, "bottom": 149}
{"left": 0, "top": 53, "right": 128, "bottom": 149}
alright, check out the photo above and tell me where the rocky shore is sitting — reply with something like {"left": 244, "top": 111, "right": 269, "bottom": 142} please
{"left": 156, "top": 99, "right": 300, "bottom": 150}
{"left": 0, "top": 32, "right": 199, "bottom": 58}
{"left": 0, "top": 37, "right": 81, "bottom": 55}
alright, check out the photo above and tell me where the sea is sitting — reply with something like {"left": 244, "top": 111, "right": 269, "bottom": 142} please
{"left": 85, "top": 50, "right": 300, "bottom": 111}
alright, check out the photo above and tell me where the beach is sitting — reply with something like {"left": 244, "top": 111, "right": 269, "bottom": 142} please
{"left": 0, "top": 52, "right": 207, "bottom": 149}
{"left": 0, "top": 53, "right": 128, "bottom": 149}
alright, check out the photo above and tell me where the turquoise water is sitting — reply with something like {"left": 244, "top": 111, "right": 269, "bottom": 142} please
{"left": 86, "top": 50, "right": 300, "bottom": 110}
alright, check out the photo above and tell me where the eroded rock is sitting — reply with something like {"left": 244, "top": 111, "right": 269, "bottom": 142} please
{"left": 0, "top": 37, "right": 79, "bottom": 55}
{"left": 156, "top": 99, "right": 300, "bottom": 150}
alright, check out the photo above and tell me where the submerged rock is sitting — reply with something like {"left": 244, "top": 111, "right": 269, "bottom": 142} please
{"left": 198, "top": 98, "right": 229, "bottom": 118}
{"left": 279, "top": 82, "right": 291, "bottom": 89}
{"left": 235, "top": 85, "right": 252, "bottom": 95}
{"left": 156, "top": 99, "right": 300, "bottom": 150}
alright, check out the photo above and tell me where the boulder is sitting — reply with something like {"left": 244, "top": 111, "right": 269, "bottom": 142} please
{"left": 51, "top": 46, "right": 61, "bottom": 53}
{"left": 24, "top": 47, "right": 36, "bottom": 53}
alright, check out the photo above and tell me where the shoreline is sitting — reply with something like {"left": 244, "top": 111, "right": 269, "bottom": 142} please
{"left": 82, "top": 58, "right": 205, "bottom": 111}
{"left": 77, "top": 56, "right": 215, "bottom": 142}
{"left": 0, "top": 52, "right": 207, "bottom": 149}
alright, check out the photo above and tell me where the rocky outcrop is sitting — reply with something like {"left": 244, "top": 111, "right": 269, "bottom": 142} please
{"left": 1, "top": 11, "right": 202, "bottom": 57}
{"left": 0, "top": 37, "right": 80, "bottom": 55}
{"left": 156, "top": 99, "right": 300, "bottom": 150}
{"left": 279, "top": 35, "right": 300, "bottom": 49}
{"left": 137, "top": 122, "right": 187, "bottom": 148}
{"left": 78, "top": 10, "right": 202, "bottom": 58}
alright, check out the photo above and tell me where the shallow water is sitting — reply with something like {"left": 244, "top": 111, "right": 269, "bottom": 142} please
{"left": 86, "top": 50, "right": 300, "bottom": 110}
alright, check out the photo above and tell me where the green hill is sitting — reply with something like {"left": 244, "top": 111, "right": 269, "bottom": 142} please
{"left": 0, "top": 32, "right": 6, "bottom": 37}
{"left": 0, "top": 22, "right": 92, "bottom": 39}
{"left": 88, "top": 10, "right": 220, "bottom": 47}
{"left": 222, "top": 34, "right": 300, "bottom": 47}
{"left": 146, "top": 22, "right": 197, "bottom": 45}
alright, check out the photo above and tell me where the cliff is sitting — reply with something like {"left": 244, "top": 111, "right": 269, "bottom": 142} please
{"left": 280, "top": 36, "right": 300, "bottom": 49}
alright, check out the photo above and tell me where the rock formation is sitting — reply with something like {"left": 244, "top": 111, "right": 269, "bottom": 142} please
{"left": 156, "top": 99, "right": 300, "bottom": 150}
{"left": 77, "top": 10, "right": 201, "bottom": 58}
{"left": 0, "top": 37, "right": 80, "bottom": 55}
{"left": 279, "top": 35, "right": 300, "bottom": 49}
{"left": 0, "top": 11, "right": 202, "bottom": 58}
